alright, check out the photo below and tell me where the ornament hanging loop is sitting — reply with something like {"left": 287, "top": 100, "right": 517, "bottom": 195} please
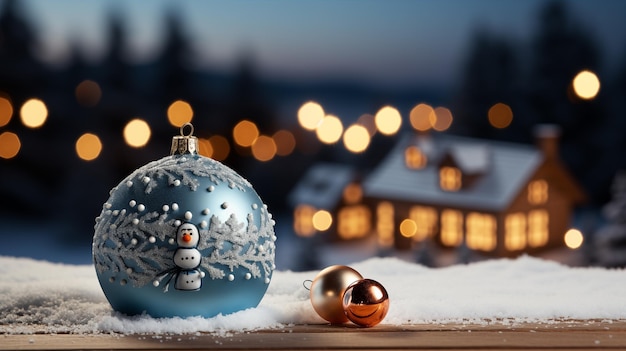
{"left": 171, "top": 123, "right": 199, "bottom": 156}
{"left": 302, "top": 279, "right": 313, "bottom": 291}
{"left": 180, "top": 122, "right": 194, "bottom": 137}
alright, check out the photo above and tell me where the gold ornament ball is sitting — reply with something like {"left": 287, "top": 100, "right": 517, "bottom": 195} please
{"left": 309, "top": 265, "right": 363, "bottom": 324}
{"left": 342, "top": 279, "right": 390, "bottom": 327}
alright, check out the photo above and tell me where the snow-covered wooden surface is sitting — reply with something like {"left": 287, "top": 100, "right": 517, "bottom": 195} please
{"left": 3, "top": 255, "right": 626, "bottom": 350}
{"left": 3, "top": 321, "right": 626, "bottom": 350}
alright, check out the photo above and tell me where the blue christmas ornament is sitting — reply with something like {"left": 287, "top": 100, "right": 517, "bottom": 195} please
{"left": 92, "top": 124, "right": 276, "bottom": 318}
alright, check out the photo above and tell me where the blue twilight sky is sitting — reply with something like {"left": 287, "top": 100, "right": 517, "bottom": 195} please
{"left": 22, "top": 0, "right": 626, "bottom": 88}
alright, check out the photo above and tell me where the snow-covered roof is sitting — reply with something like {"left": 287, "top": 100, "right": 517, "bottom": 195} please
{"left": 288, "top": 163, "right": 356, "bottom": 210}
{"left": 446, "top": 143, "right": 490, "bottom": 174}
{"left": 363, "top": 133, "right": 543, "bottom": 211}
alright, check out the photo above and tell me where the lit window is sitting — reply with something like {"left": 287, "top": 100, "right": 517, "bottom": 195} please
{"left": 440, "top": 166, "right": 462, "bottom": 191}
{"left": 338, "top": 205, "right": 371, "bottom": 240}
{"left": 376, "top": 202, "right": 394, "bottom": 247}
{"left": 409, "top": 206, "right": 437, "bottom": 241}
{"left": 405, "top": 146, "right": 427, "bottom": 169}
{"left": 528, "top": 179, "right": 548, "bottom": 204}
{"left": 466, "top": 212, "right": 497, "bottom": 251}
{"left": 294, "top": 205, "right": 316, "bottom": 237}
{"left": 343, "top": 183, "right": 363, "bottom": 204}
{"left": 528, "top": 209, "right": 549, "bottom": 247}
{"left": 440, "top": 209, "right": 463, "bottom": 247}
{"left": 505, "top": 213, "right": 527, "bottom": 251}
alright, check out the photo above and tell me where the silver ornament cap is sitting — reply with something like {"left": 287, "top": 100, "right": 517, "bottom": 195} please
{"left": 170, "top": 123, "right": 198, "bottom": 155}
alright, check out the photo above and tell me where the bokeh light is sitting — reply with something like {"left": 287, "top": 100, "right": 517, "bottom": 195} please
{"left": 399, "top": 219, "right": 417, "bottom": 238}
{"left": 297, "top": 101, "right": 324, "bottom": 131}
{"left": 0, "top": 96, "right": 14, "bottom": 127}
{"left": 432, "top": 107, "right": 453, "bottom": 131}
{"left": 20, "top": 98, "right": 48, "bottom": 128}
{"left": 198, "top": 138, "right": 214, "bottom": 158}
{"left": 251, "top": 135, "right": 277, "bottom": 161}
{"left": 564, "top": 228, "right": 584, "bottom": 249}
{"left": 312, "top": 210, "right": 333, "bottom": 231}
{"left": 316, "top": 115, "right": 343, "bottom": 144}
{"left": 375, "top": 106, "right": 402, "bottom": 136}
{"left": 167, "top": 100, "right": 194, "bottom": 127}
{"left": 233, "top": 120, "right": 259, "bottom": 147}
{"left": 409, "top": 103, "right": 435, "bottom": 132}
{"left": 0, "top": 131, "right": 20, "bottom": 159}
{"left": 75, "top": 133, "right": 103, "bottom": 161}
{"left": 488, "top": 102, "right": 513, "bottom": 129}
{"left": 123, "top": 118, "right": 151, "bottom": 148}
{"left": 273, "top": 129, "right": 296, "bottom": 156}
{"left": 357, "top": 113, "right": 377, "bottom": 137}
{"left": 572, "top": 70, "right": 600, "bottom": 100}
{"left": 343, "top": 124, "right": 370, "bottom": 153}
{"left": 75, "top": 80, "right": 102, "bottom": 107}
{"left": 208, "top": 135, "right": 230, "bottom": 161}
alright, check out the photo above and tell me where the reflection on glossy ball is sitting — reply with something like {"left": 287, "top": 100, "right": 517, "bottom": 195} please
{"left": 342, "top": 279, "right": 389, "bottom": 327}
{"left": 309, "top": 265, "right": 363, "bottom": 324}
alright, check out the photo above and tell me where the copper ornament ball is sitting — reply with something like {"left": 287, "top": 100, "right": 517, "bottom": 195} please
{"left": 342, "top": 279, "right": 390, "bottom": 327}
{"left": 309, "top": 265, "right": 363, "bottom": 324}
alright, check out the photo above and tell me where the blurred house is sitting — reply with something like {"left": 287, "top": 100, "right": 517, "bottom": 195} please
{"left": 289, "top": 125, "right": 586, "bottom": 257}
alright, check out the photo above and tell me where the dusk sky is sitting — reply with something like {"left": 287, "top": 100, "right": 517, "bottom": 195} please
{"left": 21, "top": 0, "right": 626, "bottom": 88}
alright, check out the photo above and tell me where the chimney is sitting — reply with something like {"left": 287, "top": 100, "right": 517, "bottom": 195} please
{"left": 534, "top": 124, "right": 561, "bottom": 160}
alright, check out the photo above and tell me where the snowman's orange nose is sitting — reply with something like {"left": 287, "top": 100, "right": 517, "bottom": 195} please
{"left": 182, "top": 233, "right": 192, "bottom": 243}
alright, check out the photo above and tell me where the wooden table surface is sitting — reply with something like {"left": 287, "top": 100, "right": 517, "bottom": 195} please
{"left": 3, "top": 320, "right": 626, "bottom": 351}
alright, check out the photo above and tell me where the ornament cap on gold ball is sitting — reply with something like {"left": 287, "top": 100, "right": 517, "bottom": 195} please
{"left": 170, "top": 123, "right": 198, "bottom": 156}
{"left": 309, "top": 265, "right": 363, "bottom": 324}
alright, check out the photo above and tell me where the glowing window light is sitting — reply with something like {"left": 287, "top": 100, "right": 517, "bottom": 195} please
{"left": 409, "top": 206, "right": 437, "bottom": 241}
{"left": 75, "top": 80, "right": 102, "bottom": 107}
{"left": 466, "top": 212, "right": 497, "bottom": 251}
{"left": 343, "top": 124, "right": 370, "bottom": 153}
{"left": 272, "top": 130, "right": 296, "bottom": 156}
{"left": 316, "top": 115, "right": 343, "bottom": 144}
{"left": 409, "top": 103, "right": 435, "bottom": 132}
{"left": 343, "top": 183, "right": 363, "bottom": 204}
{"left": 337, "top": 205, "right": 371, "bottom": 240}
{"left": 433, "top": 107, "right": 453, "bottom": 131}
{"left": 528, "top": 209, "right": 549, "bottom": 248}
{"left": 233, "top": 120, "right": 259, "bottom": 147}
{"left": 564, "top": 228, "right": 584, "bottom": 249}
{"left": 357, "top": 113, "right": 377, "bottom": 136}
{"left": 312, "top": 210, "right": 333, "bottom": 231}
{"left": 75, "top": 133, "right": 103, "bottom": 161}
{"left": 376, "top": 202, "right": 394, "bottom": 247}
{"left": 399, "top": 219, "right": 418, "bottom": 238}
{"left": 572, "top": 70, "right": 600, "bottom": 100}
{"left": 251, "top": 135, "right": 277, "bottom": 162}
{"left": 405, "top": 145, "right": 427, "bottom": 169}
{"left": 123, "top": 118, "right": 151, "bottom": 148}
{"left": 297, "top": 101, "right": 324, "bottom": 131}
{"left": 528, "top": 179, "right": 548, "bottom": 204}
{"left": 488, "top": 102, "right": 513, "bottom": 129}
{"left": 374, "top": 106, "right": 402, "bottom": 136}
{"left": 505, "top": 212, "right": 527, "bottom": 251}
{"left": 294, "top": 205, "right": 316, "bottom": 237}
{"left": 440, "top": 166, "right": 461, "bottom": 191}
{"left": 20, "top": 98, "right": 48, "bottom": 128}
{"left": 0, "top": 131, "right": 20, "bottom": 159}
{"left": 198, "top": 138, "right": 213, "bottom": 158}
{"left": 167, "top": 100, "right": 193, "bottom": 127}
{"left": 0, "top": 97, "right": 13, "bottom": 127}
{"left": 208, "top": 135, "right": 230, "bottom": 161}
{"left": 440, "top": 209, "right": 463, "bottom": 247}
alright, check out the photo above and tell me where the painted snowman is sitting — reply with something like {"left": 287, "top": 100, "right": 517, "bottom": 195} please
{"left": 173, "top": 223, "right": 205, "bottom": 291}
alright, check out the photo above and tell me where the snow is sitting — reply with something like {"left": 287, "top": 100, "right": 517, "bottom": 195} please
{"left": 1, "top": 255, "right": 626, "bottom": 335}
